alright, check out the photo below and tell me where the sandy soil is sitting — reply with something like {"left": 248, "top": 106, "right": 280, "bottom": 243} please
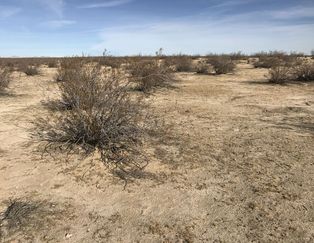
{"left": 0, "top": 64, "right": 314, "bottom": 242}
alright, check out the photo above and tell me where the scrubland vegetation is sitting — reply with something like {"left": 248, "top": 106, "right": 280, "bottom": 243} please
{"left": 33, "top": 58, "right": 154, "bottom": 175}
{"left": 0, "top": 67, "right": 11, "bottom": 92}
{"left": 0, "top": 50, "right": 314, "bottom": 242}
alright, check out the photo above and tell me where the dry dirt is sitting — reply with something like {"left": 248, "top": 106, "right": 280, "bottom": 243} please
{"left": 0, "top": 64, "right": 314, "bottom": 242}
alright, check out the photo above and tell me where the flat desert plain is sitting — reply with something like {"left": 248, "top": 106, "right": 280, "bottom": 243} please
{"left": 0, "top": 63, "right": 314, "bottom": 242}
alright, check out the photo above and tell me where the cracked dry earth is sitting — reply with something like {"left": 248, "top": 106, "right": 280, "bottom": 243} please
{"left": 0, "top": 63, "right": 313, "bottom": 242}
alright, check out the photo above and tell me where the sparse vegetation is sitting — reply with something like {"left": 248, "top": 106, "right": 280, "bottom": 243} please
{"left": 268, "top": 66, "right": 292, "bottom": 84}
{"left": 254, "top": 57, "right": 283, "bottom": 68}
{"left": 253, "top": 51, "right": 302, "bottom": 68}
{"left": 293, "top": 63, "right": 314, "bottom": 81}
{"left": 18, "top": 63, "right": 39, "bottom": 76}
{"left": 208, "top": 56, "right": 235, "bottom": 75}
{"left": 195, "top": 62, "right": 210, "bottom": 74}
{"left": 0, "top": 67, "right": 11, "bottom": 92}
{"left": 164, "top": 55, "right": 194, "bottom": 72}
{"left": 48, "top": 61, "right": 58, "bottom": 68}
{"left": 129, "top": 60, "right": 176, "bottom": 92}
{"left": 33, "top": 58, "right": 148, "bottom": 169}
{"left": 98, "top": 56, "right": 124, "bottom": 69}
{"left": 24, "top": 66, "right": 39, "bottom": 76}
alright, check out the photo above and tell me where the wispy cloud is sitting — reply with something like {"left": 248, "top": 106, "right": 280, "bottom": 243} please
{"left": 35, "top": 0, "right": 64, "bottom": 17}
{"left": 92, "top": 3, "right": 314, "bottom": 55}
{"left": 0, "top": 6, "right": 21, "bottom": 18}
{"left": 209, "top": 0, "right": 255, "bottom": 9}
{"left": 270, "top": 6, "right": 314, "bottom": 19}
{"left": 42, "top": 20, "right": 76, "bottom": 28}
{"left": 78, "top": 0, "right": 133, "bottom": 9}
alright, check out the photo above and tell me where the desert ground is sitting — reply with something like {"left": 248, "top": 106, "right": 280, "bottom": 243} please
{"left": 0, "top": 62, "right": 314, "bottom": 242}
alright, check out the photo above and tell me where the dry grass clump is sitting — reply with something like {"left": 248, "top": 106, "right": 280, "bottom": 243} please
{"left": 129, "top": 60, "right": 176, "bottom": 92}
{"left": 208, "top": 57, "right": 235, "bottom": 75}
{"left": 33, "top": 58, "right": 147, "bottom": 168}
{"left": 0, "top": 67, "right": 11, "bottom": 92}
{"left": 268, "top": 66, "right": 292, "bottom": 84}
{"left": 293, "top": 63, "right": 314, "bottom": 81}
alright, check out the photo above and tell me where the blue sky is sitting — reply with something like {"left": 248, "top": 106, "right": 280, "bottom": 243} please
{"left": 0, "top": 0, "right": 313, "bottom": 56}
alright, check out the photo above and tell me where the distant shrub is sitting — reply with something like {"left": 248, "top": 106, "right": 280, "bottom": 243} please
{"left": 195, "top": 62, "right": 210, "bottom": 74}
{"left": 229, "top": 51, "right": 246, "bottom": 60}
{"left": 25, "top": 66, "right": 39, "bottom": 76}
{"left": 0, "top": 67, "right": 11, "bottom": 92}
{"left": 268, "top": 66, "right": 292, "bottom": 84}
{"left": 48, "top": 61, "right": 57, "bottom": 68}
{"left": 129, "top": 60, "right": 175, "bottom": 92}
{"left": 98, "top": 57, "right": 123, "bottom": 69}
{"left": 18, "top": 63, "right": 39, "bottom": 76}
{"left": 293, "top": 63, "right": 314, "bottom": 81}
{"left": 253, "top": 51, "right": 302, "bottom": 68}
{"left": 254, "top": 57, "right": 283, "bottom": 68}
{"left": 208, "top": 57, "right": 235, "bottom": 75}
{"left": 165, "top": 56, "right": 194, "bottom": 72}
{"left": 33, "top": 58, "right": 147, "bottom": 167}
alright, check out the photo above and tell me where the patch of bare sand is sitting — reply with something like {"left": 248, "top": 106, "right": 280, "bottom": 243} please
{"left": 0, "top": 64, "right": 313, "bottom": 242}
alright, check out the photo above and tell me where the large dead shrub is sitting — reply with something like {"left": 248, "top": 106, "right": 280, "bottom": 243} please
{"left": 0, "top": 67, "right": 11, "bottom": 92}
{"left": 268, "top": 66, "right": 292, "bottom": 84}
{"left": 129, "top": 60, "right": 175, "bottom": 92}
{"left": 33, "top": 59, "right": 147, "bottom": 167}
{"left": 208, "top": 57, "right": 235, "bottom": 75}
{"left": 293, "top": 63, "right": 314, "bottom": 81}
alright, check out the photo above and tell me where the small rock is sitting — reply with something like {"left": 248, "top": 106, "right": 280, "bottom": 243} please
{"left": 65, "top": 233, "right": 72, "bottom": 239}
